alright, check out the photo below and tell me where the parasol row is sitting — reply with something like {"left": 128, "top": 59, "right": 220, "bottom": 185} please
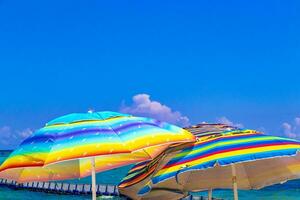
{"left": 119, "top": 124, "right": 300, "bottom": 200}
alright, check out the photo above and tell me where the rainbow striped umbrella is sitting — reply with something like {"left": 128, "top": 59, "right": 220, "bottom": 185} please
{"left": 0, "top": 111, "right": 195, "bottom": 200}
{"left": 119, "top": 124, "right": 300, "bottom": 200}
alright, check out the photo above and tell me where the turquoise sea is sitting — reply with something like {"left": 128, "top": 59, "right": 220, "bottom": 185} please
{"left": 1, "top": 151, "right": 300, "bottom": 200}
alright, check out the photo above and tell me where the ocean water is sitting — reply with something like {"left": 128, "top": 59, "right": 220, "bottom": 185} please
{"left": 1, "top": 152, "right": 300, "bottom": 200}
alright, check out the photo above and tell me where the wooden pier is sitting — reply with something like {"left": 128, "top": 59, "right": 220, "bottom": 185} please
{"left": 0, "top": 178, "right": 120, "bottom": 196}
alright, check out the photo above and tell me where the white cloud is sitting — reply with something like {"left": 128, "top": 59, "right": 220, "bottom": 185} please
{"left": 216, "top": 116, "right": 244, "bottom": 128}
{"left": 120, "top": 94, "right": 190, "bottom": 127}
{"left": 0, "top": 126, "right": 12, "bottom": 146}
{"left": 0, "top": 126, "right": 33, "bottom": 149}
{"left": 17, "top": 128, "right": 33, "bottom": 139}
{"left": 282, "top": 117, "right": 300, "bottom": 139}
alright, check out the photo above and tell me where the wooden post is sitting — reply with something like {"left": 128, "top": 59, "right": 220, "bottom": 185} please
{"left": 231, "top": 164, "right": 238, "bottom": 200}
{"left": 208, "top": 188, "right": 213, "bottom": 200}
{"left": 91, "top": 157, "right": 96, "bottom": 200}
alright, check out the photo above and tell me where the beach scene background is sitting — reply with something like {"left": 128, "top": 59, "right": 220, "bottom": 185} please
{"left": 1, "top": 0, "right": 300, "bottom": 199}
{"left": 1, "top": 150, "right": 300, "bottom": 200}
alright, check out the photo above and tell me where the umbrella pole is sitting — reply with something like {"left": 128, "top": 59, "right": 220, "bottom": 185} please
{"left": 208, "top": 188, "right": 212, "bottom": 200}
{"left": 231, "top": 164, "right": 238, "bottom": 200}
{"left": 91, "top": 157, "right": 96, "bottom": 200}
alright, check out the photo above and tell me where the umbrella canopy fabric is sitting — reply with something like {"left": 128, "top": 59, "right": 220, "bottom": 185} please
{"left": 0, "top": 111, "right": 195, "bottom": 183}
{"left": 118, "top": 143, "right": 189, "bottom": 200}
{"left": 118, "top": 124, "right": 244, "bottom": 189}
{"left": 119, "top": 124, "right": 300, "bottom": 200}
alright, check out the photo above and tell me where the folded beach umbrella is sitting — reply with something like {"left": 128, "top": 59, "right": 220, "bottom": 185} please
{"left": 119, "top": 124, "right": 300, "bottom": 200}
{"left": 0, "top": 111, "right": 195, "bottom": 200}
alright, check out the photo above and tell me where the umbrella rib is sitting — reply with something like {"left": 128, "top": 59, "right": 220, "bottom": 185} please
{"left": 95, "top": 112, "right": 153, "bottom": 160}
{"left": 95, "top": 112, "right": 130, "bottom": 151}
{"left": 241, "top": 163, "right": 252, "bottom": 189}
{"left": 43, "top": 137, "right": 59, "bottom": 166}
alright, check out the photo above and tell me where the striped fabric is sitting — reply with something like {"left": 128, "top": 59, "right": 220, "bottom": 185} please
{"left": 151, "top": 132, "right": 300, "bottom": 185}
{"left": 0, "top": 111, "right": 195, "bottom": 182}
{"left": 185, "top": 123, "right": 239, "bottom": 138}
{"left": 118, "top": 124, "right": 300, "bottom": 197}
{"left": 118, "top": 152, "right": 165, "bottom": 188}
{"left": 119, "top": 124, "right": 259, "bottom": 188}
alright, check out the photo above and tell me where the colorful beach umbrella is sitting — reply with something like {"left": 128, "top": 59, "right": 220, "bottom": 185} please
{"left": 0, "top": 111, "right": 195, "bottom": 200}
{"left": 119, "top": 124, "right": 300, "bottom": 200}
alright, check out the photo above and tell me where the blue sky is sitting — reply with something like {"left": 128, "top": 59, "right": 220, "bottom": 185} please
{"left": 0, "top": 0, "right": 300, "bottom": 149}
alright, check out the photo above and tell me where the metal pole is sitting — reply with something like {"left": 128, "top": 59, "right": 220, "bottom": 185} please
{"left": 208, "top": 188, "right": 212, "bottom": 200}
{"left": 91, "top": 157, "right": 96, "bottom": 200}
{"left": 231, "top": 164, "right": 238, "bottom": 200}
